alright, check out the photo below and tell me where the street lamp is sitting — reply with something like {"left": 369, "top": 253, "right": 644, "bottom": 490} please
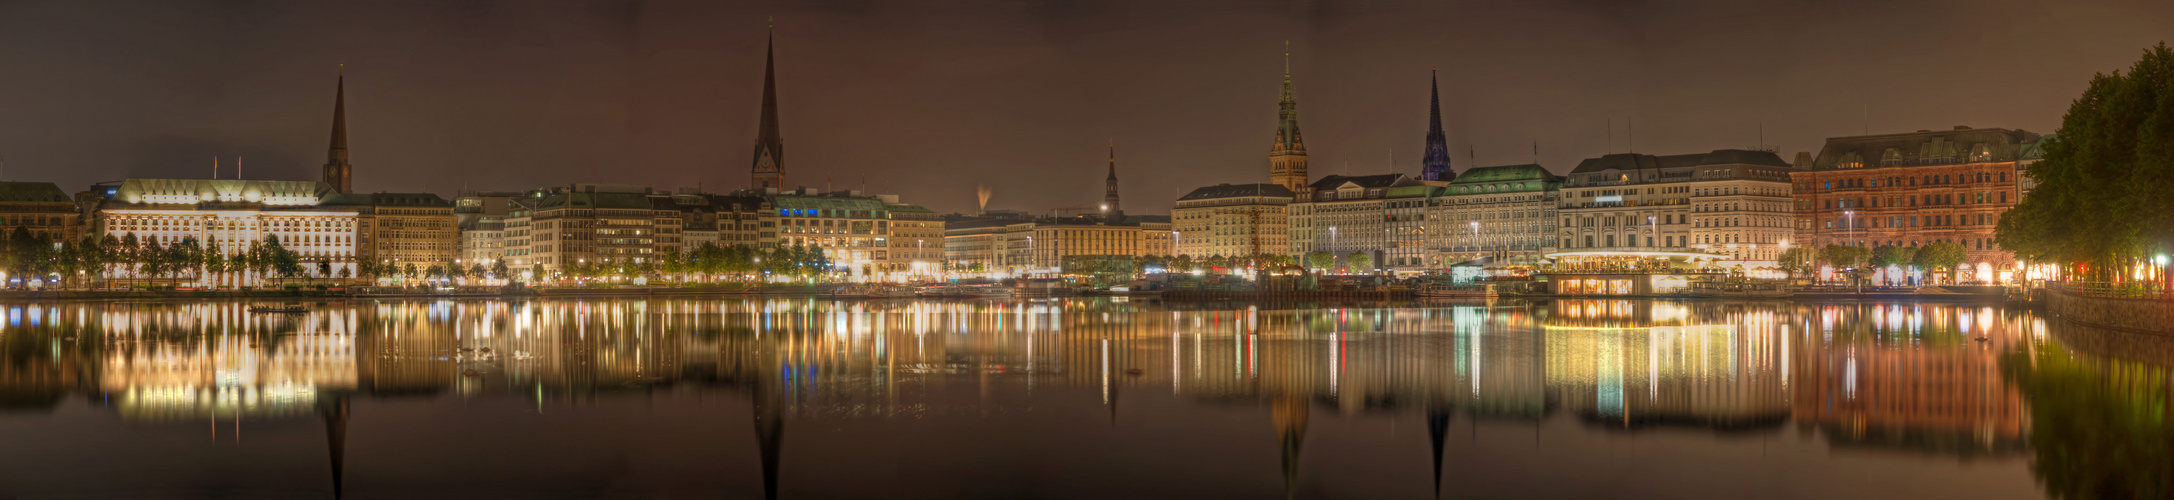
{"left": 1469, "top": 220, "right": 1480, "bottom": 259}
{"left": 1844, "top": 210, "right": 1855, "bottom": 247}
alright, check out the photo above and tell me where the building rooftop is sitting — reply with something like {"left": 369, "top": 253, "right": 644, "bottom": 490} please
{"left": 104, "top": 179, "right": 338, "bottom": 209}
{"left": 0, "top": 181, "right": 73, "bottom": 203}
{"left": 1806, "top": 127, "right": 2040, "bottom": 171}
{"left": 1177, "top": 183, "right": 1296, "bottom": 201}
{"left": 773, "top": 195, "right": 889, "bottom": 215}
{"left": 1307, "top": 173, "right": 1411, "bottom": 190}
{"left": 1569, "top": 149, "right": 1790, "bottom": 175}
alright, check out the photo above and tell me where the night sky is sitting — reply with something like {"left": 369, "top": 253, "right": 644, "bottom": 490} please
{"left": 0, "top": 0, "right": 2167, "bottom": 214}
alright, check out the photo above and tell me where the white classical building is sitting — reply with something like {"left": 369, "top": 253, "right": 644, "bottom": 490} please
{"left": 92, "top": 179, "right": 362, "bottom": 287}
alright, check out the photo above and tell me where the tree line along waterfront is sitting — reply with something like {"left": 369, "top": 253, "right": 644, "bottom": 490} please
{"left": 0, "top": 227, "right": 842, "bottom": 289}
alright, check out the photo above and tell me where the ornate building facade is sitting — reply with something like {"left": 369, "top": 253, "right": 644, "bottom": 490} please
{"left": 1789, "top": 127, "right": 2040, "bottom": 279}
{"left": 1289, "top": 174, "right": 1430, "bottom": 272}
{"left": 93, "top": 179, "right": 359, "bottom": 286}
{"left": 1173, "top": 183, "right": 1293, "bottom": 259}
{"left": 0, "top": 182, "right": 81, "bottom": 243}
{"left": 1557, "top": 150, "right": 1796, "bottom": 263}
{"left": 1426, "top": 164, "right": 1562, "bottom": 267}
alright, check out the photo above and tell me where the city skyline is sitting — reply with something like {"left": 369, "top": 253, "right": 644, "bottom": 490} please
{"left": 0, "top": 1, "right": 2164, "bottom": 214}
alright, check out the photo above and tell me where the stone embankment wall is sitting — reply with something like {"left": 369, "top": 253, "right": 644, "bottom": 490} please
{"left": 2045, "top": 289, "right": 2174, "bottom": 334}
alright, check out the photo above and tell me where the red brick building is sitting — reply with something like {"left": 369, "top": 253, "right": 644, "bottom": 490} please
{"left": 1789, "top": 126, "right": 2043, "bottom": 282}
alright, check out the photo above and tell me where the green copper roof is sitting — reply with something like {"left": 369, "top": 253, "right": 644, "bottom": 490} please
{"left": 1385, "top": 185, "right": 1441, "bottom": 198}
{"left": 774, "top": 195, "right": 887, "bottom": 214}
{"left": 885, "top": 204, "right": 934, "bottom": 213}
{"left": 1450, "top": 164, "right": 1554, "bottom": 183}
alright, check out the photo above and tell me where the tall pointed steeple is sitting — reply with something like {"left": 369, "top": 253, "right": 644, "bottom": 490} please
{"left": 1102, "top": 140, "right": 1121, "bottom": 216}
{"left": 1268, "top": 42, "right": 1309, "bottom": 192}
{"left": 323, "top": 68, "right": 353, "bottom": 193}
{"left": 1421, "top": 70, "right": 1453, "bottom": 182}
{"left": 751, "top": 22, "right": 787, "bottom": 191}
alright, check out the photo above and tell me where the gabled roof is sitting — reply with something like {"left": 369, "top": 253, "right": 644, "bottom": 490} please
{"left": 1178, "top": 183, "right": 1295, "bottom": 201}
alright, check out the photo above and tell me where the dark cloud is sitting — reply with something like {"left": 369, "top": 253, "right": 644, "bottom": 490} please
{"left": 0, "top": 0, "right": 2165, "bottom": 213}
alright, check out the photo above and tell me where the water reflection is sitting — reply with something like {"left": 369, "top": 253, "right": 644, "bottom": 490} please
{"left": 0, "top": 298, "right": 2161, "bottom": 498}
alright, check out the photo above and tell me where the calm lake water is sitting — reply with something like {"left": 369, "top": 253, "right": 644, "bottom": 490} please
{"left": 0, "top": 297, "right": 2162, "bottom": 499}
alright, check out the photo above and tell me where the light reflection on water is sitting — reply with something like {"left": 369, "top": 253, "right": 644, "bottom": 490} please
{"left": 0, "top": 297, "right": 2161, "bottom": 499}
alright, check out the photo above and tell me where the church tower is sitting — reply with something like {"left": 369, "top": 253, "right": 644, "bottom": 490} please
{"left": 323, "top": 69, "right": 353, "bottom": 193}
{"left": 1102, "top": 141, "right": 1121, "bottom": 216}
{"left": 751, "top": 25, "right": 787, "bottom": 191}
{"left": 1269, "top": 44, "right": 1309, "bottom": 192}
{"left": 1420, "top": 70, "right": 1453, "bottom": 181}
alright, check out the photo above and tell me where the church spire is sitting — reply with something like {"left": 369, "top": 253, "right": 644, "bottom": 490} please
{"left": 751, "top": 21, "right": 787, "bottom": 191}
{"left": 1102, "top": 139, "right": 1121, "bottom": 216}
{"left": 323, "top": 67, "right": 352, "bottom": 193}
{"left": 1420, "top": 70, "right": 1453, "bottom": 181}
{"left": 1268, "top": 42, "right": 1310, "bottom": 192}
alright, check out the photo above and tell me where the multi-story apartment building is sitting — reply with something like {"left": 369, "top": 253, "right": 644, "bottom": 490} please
{"left": 670, "top": 193, "right": 771, "bottom": 252}
{"left": 773, "top": 191, "right": 931, "bottom": 279}
{"left": 514, "top": 184, "right": 653, "bottom": 273}
{"left": 1173, "top": 183, "right": 1294, "bottom": 259}
{"left": 884, "top": 204, "right": 944, "bottom": 280}
{"left": 1289, "top": 173, "right": 1428, "bottom": 272}
{"left": 1132, "top": 215, "right": 1173, "bottom": 258}
{"left": 1790, "top": 127, "right": 2041, "bottom": 279}
{"left": 1558, "top": 150, "right": 1795, "bottom": 263}
{"left": 355, "top": 193, "right": 458, "bottom": 271}
{"left": 1426, "top": 164, "right": 1562, "bottom": 267}
{"left": 454, "top": 191, "right": 522, "bottom": 267}
{"left": 0, "top": 182, "right": 82, "bottom": 243}
{"left": 941, "top": 213, "right": 1170, "bottom": 278}
{"left": 92, "top": 179, "right": 360, "bottom": 286}
{"left": 941, "top": 218, "right": 1022, "bottom": 275}
{"left": 1382, "top": 184, "right": 1438, "bottom": 273}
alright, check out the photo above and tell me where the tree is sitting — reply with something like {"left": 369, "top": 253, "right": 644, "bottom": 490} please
{"left": 1818, "top": 244, "right": 1867, "bottom": 269}
{"left": 1304, "top": 251, "right": 1333, "bottom": 271}
{"left": 1870, "top": 245, "right": 1912, "bottom": 269}
{"left": 1171, "top": 254, "right": 1195, "bottom": 274}
{"left": 491, "top": 259, "right": 509, "bottom": 278}
{"left": 1345, "top": 251, "right": 1372, "bottom": 272}
{"left": 1914, "top": 241, "right": 1971, "bottom": 283}
{"left": 1998, "top": 43, "right": 2174, "bottom": 282}
{"left": 1777, "top": 247, "right": 1817, "bottom": 280}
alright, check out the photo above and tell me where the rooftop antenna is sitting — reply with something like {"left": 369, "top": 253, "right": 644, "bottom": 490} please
{"left": 237, "top": 155, "right": 244, "bottom": 180}
{"left": 1532, "top": 140, "right": 1538, "bottom": 163}
{"left": 213, "top": 156, "right": 220, "bottom": 180}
